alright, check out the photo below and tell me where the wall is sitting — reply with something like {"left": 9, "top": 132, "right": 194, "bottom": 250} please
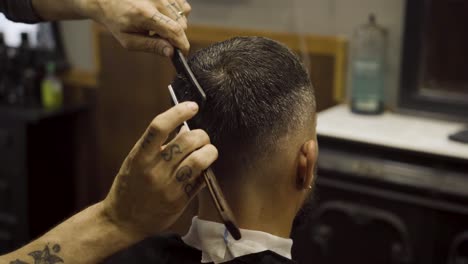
{"left": 60, "top": 0, "right": 405, "bottom": 107}
{"left": 60, "top": 20, "right": 95, "bottom": 72}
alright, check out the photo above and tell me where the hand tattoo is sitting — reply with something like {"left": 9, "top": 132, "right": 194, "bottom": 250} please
{"left": 176, "top": 166, "right": 192, "bottom": 182}
{"left": 184, "top": 175, "right": 204, "bottom": 198}
{"left": 175, "top": 165, "right": 204, "bottom": 198}
{"left": 10, "top": 260, "right": 27, "bottom": 264}
{"left": 10, "top": 244, "right": 63, "bottom": 264}
{"left": 161, "top": 145, "right": 182, "bottom": 161}
{"left": 141, "top": 131, "right": 155, "bottom": 149}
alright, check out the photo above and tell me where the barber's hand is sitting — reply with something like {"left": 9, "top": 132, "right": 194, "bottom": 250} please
{"left": 102, "top": 102, "right": 218, "bottom": 238}
{"left": 75, "top": 0, "right": 191, "bottom": 56}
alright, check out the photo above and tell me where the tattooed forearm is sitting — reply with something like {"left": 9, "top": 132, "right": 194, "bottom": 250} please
{"left": 10, "top": 244, "right": 63, "bottom": 264}
{"left": 161, "top": 145, "right": 182, "bottom": 161}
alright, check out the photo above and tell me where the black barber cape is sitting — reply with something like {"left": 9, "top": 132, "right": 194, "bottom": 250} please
{"left": 104, "top": 233, "right": 296, "bottom": 264}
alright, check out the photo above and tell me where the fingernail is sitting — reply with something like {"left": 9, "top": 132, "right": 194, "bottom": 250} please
{"left": 163, "top": 46, "right": 171, "bottom": 57}
{"left": 187, "top": 102, "right": 198, "bottom": 111}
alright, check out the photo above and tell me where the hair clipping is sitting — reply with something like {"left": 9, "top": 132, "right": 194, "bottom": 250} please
{"left": 171, "top": 49, "right": 206, "bottom": 107}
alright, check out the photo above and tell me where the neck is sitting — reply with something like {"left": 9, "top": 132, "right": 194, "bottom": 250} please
{"left": 197, "top": 183, "right": 296, "bottom": 238}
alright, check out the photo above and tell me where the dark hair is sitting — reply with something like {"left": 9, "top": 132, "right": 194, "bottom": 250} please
{"left": 172, "top": 37, "right": 315, "bottom": 176}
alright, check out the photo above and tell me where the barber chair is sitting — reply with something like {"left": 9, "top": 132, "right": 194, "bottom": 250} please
{"left": 293, "top": 201, "right": 413, "bottom": 264}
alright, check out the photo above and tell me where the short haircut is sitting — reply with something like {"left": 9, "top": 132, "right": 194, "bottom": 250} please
{"left": 172, "top": 37, "right": 316, "bottom": 177}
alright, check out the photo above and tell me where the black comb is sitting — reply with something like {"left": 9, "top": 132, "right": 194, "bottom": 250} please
{"left": 169, "top": 48, "right": 242, "bottom": 240}
{"left": 171, "top": 49, "right": 206, "bottom": 107}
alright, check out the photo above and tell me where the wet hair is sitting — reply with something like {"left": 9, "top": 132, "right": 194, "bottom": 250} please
{"left": 172, "top": 36, "right": 316, "bottom": 176}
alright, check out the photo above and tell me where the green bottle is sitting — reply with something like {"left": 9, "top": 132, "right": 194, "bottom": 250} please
{"left": 41, "top": 62, "right": 63, "bottom": 110}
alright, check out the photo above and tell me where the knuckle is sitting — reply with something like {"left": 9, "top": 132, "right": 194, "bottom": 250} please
{"left": 153, "top": 41, "right": 167, "bottom": 54}
{"left": 120, "top": 39, "right": 130, "bottom": 49}
{"left": 193, "top": 129, "right": 210, "bottom": 144}
{"left": 119, "top": 17, "right": 131, "bottom": 29}
{"left": 208, "top": 144, "right": 219, "bottom": 159}
{"left": 170, "top": 24, "right": 184, "bottom": 36}
{"left": 150, "top": 116, "right": 165, "bottom": 133}
{"left": 190, "top": 152, "right": 207, "bottom": 169}
{"left": 128, "top": 3, "right": 145, "bottom": 17}
{"left": 143, "top": 39, "right": 158, "bottom": 53}
{"left": 162, "top": 188, "right": 179, "bottom": 204}
{"left": 182, "top": 130, "right": 209, "bottom": 148}
{"left": 178, "top": 131, "right": 197, "bottom": 147}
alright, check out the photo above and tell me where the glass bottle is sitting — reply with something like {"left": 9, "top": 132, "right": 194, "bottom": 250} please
{"left": 350, "top": 14, "right": 387, "bottom": 114}
{"left": 41, "top": 62, "right": 63, "bottom": 110}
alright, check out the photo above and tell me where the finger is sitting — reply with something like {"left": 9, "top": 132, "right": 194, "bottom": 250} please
{"left": 119, "top": 33, "right": 174, "bottom": 56}
{"left": 173, "top": 144, "right": 218, "bottom": 200}
{"left": 159, "top": 0, "right": 187, "bottom": 29}
{"left": 142, "top": 11, "right": 190, "bottom": 53}
{"left": 159, "top": 129, "right": 210, "bottom": 166}
{"left": 169, "top": 0, "right": 189, "bottom": 25}
{"left": 170, "top": 123, "right": 190, "bottom": 143}
{"left": 176, "top": 0, "right": 192, "bottom": 17}
{"left": 138, "top": 102, "right": 199, "bottom": 155}
{"left": 179, "top": 124, "right": 190, "bottom": 134}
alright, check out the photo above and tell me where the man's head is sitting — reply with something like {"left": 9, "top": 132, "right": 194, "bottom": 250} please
{"left": 172, "top": 36, "right": 317, "bottom": 235}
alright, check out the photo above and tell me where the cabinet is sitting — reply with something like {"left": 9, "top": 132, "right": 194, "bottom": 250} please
{"left": 291, "top": 105, "right": 468, "bottom": 264}
{"left": 0, "top": 105, "right": 86, "bottom": 253}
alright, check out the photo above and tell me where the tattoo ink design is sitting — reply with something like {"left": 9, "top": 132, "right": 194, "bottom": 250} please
{"left": 184, "top": 175, "right": 204, "bottom": 198}
{"left": 10, "top": 260, "right": 28, "bottom": 264}
{"left": 141, "top": 131, "right": 155, "bottom": 149}
{"left": 161, "top": 145, "right": 182, "bottom": 161}
{"left": 10, "top": 244, "right": 63, "bottom": 264}
{"left": 175, "top": 165, "right": 203, "bottom": 198}
{"left": 176, "top": 166, "right": 192, "bottom": 182}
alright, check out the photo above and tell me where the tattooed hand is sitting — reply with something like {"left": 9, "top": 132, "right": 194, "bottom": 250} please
{"left": 73, "top": 0, "right": 191, "bottom": 56}
{"left": 102, "top": 102, "right": 218, "bottom": 238}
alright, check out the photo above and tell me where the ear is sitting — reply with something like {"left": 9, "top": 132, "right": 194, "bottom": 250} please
{"left": 296, "top": 140, "right": 317, "bottom": 190}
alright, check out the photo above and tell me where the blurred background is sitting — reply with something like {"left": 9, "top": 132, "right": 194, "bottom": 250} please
{"left": 1, "top": 0, "right": 467, "bottom": 263}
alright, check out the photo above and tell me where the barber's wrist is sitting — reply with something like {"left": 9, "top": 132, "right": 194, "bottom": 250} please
{"left": 95, "top": 201, "right": 146, "bottom": 245}
{"left": 71, "top": 0, "right": 100, "bottom": 20}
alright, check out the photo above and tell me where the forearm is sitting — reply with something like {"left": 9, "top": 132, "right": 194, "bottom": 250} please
{"left": 31, "top": 0, "right": 91, "bottom": 20}
{"left": 0, "top": 202, "right": 143, "bottom": 264}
